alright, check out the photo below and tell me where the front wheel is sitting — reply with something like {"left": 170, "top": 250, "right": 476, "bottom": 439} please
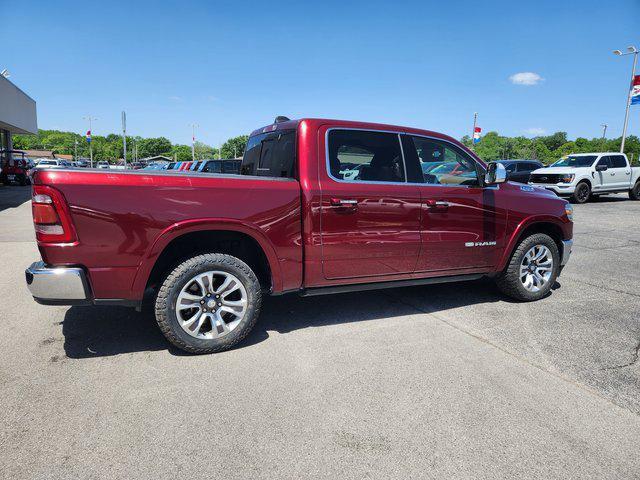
{"left": 155, "top": 253, "right": 262, "bottom": 354}
{"left": 630, "top": 181, "right": 640, "bottom": 201}
{"left": 495, "top": 233, "right": 560, "bottom": 301}
{"left": 570, "top": 182, "right": 591, "bottom": 204}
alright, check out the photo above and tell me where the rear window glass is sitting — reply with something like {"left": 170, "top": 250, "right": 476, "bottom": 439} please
{"left": 241, "top": 129, "right": 296, "bottom": 178}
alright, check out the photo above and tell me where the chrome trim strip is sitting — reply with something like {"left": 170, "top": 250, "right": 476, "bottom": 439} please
{"left": 324, "top": 127, "right": 410, "bottom": 186}
{"left": 35, "top": 168, "right": 296, "bottom": 182}
{"left": 323, "top": 127, "right": 486, "bottom": 188}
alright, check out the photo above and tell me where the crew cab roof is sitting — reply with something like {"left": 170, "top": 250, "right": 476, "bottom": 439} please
{"left": 249, "top": 118, "right": 478, "bottom": 162}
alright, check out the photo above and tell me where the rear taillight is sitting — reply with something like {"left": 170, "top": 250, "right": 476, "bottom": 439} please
{"left": 32, "top": 186, "right": 77, "bottom": 243}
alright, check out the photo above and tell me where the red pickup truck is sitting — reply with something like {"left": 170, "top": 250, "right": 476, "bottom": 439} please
{"left": 25, "top": 118, "right": 573, "bottom": 353}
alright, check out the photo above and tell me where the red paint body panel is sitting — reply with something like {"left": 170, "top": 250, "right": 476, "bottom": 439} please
{"left": 31, "top": 118, "right": 572, "bottom": 302}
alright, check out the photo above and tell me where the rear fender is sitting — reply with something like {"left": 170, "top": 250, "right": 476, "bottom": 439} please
{"left": 131, "top": 218, "right": 283, "bottom": 297}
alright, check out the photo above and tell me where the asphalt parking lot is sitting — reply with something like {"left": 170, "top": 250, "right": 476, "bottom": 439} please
{"left": 1, "top": 185, "right": 639, "bottom": 479}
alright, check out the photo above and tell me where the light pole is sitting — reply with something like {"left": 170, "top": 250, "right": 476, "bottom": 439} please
{"left": 613, "top": 46, "right": 638, "bottom": 153}
{"left": 190, "top": 123, "right": 198, "bottom": 161}
{"left": 122, "top": 111, "right": 127, "bottom": 169}
{"left": 83, "top": 116, "right": 97, "bottom": 167}
{"left": 74, "top": 140, "right": 78, "bottom": 162}
{"left": 601, "top": 123, "right": 608, "bottom": 139}
{"left": 471, "top": 112, "right": 478, "bottom": 150}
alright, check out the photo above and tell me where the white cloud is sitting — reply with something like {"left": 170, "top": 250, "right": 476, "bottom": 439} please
{"left": 524, "top": 127, "right": 546, "bottom": 136}
{"left": 509, "top": 72, "right": 544, "bottom": 86}
{"left": 168, "top": 95, "right": 182, "bottom": 101}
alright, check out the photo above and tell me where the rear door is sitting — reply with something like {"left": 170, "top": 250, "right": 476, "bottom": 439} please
{"left": 406, "top": 135, "right": 507, "bottom": 273}
{"left": 319, "top": 128, "right": 421, "bottom": 280}
{"left": 609, "top": 154, "right": 631, "bottom": 189}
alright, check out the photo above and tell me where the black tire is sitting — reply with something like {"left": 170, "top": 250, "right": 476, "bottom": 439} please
{"left": 17, "top": 174, "right": 27, "bottom": 186}
{"left": 630, "top": 181, "right": 640, "bottom": 201}
{"left": 155, "top": 253, "right": 262, "bottom": 354}
{"left": 495, "top": 233, "right": 560, "bottom": 302}
{"left": 570, "top": 181, "right": 591, "bottom": 204}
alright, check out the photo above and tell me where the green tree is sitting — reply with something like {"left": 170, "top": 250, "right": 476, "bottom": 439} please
{"left": 221, "top": 135, "right": 248, "bottom": 159}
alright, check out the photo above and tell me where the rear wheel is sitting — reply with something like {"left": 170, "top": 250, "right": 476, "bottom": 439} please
{"left": 155, "top": 253, "right": 262, "bottom": 354}
{"left": 495, "top": 233, "right": 560, "bottom": 301}
{"left": 571, "top": 181, "right": 590, "bottom": 204}
{"left": 17, "top": 174, "right": 27, "bottom": 186}
{"left": 630, "top": 181, "right": 640, "bottom": 201}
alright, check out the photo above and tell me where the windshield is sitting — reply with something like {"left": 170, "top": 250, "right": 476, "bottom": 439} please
{"left": 551, "top": 155, "right": 597, "bottom": 168}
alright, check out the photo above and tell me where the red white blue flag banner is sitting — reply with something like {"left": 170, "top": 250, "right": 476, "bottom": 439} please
{"left": 86, "top": 130, "right": 92, "bottom": 143}
{"left": 473, "top": 126, "right": 482, "bottom": 144}
{"left": 631, "top": 75, "right": 640, "bottom": 106}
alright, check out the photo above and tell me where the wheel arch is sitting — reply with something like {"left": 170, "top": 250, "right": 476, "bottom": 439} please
{"left": 498, "top": 218, "right": 566, "bottom": 272}
{"left": 132, "top": 219, "right": 282, "bottom": 299}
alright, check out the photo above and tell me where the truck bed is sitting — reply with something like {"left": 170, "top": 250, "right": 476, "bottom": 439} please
{"left": 32, "top": 169, "right": 303, "bottom": 300}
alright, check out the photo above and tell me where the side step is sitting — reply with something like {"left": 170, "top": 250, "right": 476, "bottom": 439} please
{"left": 300, "top": 273, "right": 485, "bottom": 297}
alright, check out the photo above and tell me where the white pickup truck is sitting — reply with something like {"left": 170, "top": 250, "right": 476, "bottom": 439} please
{"left": 528, "top": 152, "right": 640, "bottom": 204}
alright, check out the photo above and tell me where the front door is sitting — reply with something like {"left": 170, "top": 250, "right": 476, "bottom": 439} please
{"left": 319, "top": 128, "right": 422, "bottom": 280}
{"left": 405, "top": 135, "right": 507, "bottom": 273}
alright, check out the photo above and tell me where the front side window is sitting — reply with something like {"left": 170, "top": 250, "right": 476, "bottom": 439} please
{"left": 411, "top": 136, "right": 479, "bottom": 186}
{"left": 327, "top": 130, "right": 405, "bottom": 183}
{"left": 505, "top": 163, "right": 518, "bottom": 173}
{"left": 596, "top": 156, "right": 611, "bottom": 168}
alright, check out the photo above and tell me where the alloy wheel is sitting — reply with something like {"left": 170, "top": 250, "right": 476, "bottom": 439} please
{"left": 519, "top": 245, "right": 553, "bottom": 292}
{"left": 175, "top": 271, "right": 247, "bottom": 339}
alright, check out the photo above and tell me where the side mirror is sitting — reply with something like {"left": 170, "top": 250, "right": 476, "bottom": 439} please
{"left": 484, "top": 162, "right": 507, "bottom": 185}
{"left": 595, "top": 164, "right": 608, "bottom": 172}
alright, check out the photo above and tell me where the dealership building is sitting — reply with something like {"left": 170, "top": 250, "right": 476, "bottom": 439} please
{"left": 0, "top": 74, "right": 37, "bottom": 161}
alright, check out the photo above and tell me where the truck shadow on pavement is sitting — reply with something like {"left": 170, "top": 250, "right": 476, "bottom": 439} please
{"left": 0, "top": 185, "right": 32, "bottom": 212}
{"left": 61, "top": 279, "right": 556, "bottom": 358}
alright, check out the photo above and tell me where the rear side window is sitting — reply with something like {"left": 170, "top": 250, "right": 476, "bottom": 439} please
{"left": 610, "top": 155, "right": 627, "bottom": 168}
{"left": 327, "top": 129, "right": 405, "bottom": 183}
{"left": 241, "top": 129, "right": 296, "bottom": 178}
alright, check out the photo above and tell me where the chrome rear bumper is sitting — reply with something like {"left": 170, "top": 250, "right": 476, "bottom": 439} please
{"left": 25, "top": 261, "right": 91, "bottom": 305}
{"left": 561, "top": 239, "right": 573, "bottom": 266}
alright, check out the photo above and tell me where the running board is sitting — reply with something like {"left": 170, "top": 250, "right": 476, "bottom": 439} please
{"left": 300, "top": 273, "right": 485, "bottom": 297}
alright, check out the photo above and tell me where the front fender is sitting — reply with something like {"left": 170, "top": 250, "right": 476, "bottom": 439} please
{"left": 131, "top": 218, "right": 284, "bottom": 297}
{"left": 497, "top": 215, "right": 570, "bottom": 271}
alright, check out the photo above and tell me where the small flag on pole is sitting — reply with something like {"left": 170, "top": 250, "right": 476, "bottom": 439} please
{"left": 473, "top": 126, "right": 482, "bottom": 144}
{"left": 631, "top": 75, "right": 640, "bottom": 106}
{"left": 86, "top": 130, "right": 92, "bottom": 143}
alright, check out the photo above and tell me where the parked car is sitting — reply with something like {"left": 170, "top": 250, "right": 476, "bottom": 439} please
{"left": 198, "top": 159, "right": 242, "bottom": 174}
{"left": 0, "top": 150, "right": 32, "bottom": 186}
{"left": 144, "top": 162, "right": 170, "bottom": 171}
{"left": 499, "top": 160, "right": 544, "bottom": 184}
{"left": 76, "top": 160, "right": 89, "bottom": 168}
{"left": 34, "top": 159, "right": 66, "bottom": 169}
{"left": 529, "top": 153, "right": 640, "bottom": 203}
{"left": 26, "top": 117, "right": 574, "bottom": 354}
{"left": 96, "top": 161, "right": 110, "bottom": 169}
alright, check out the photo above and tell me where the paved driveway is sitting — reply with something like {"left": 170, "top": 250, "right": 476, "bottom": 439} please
{"left": 1, "top": 186, "right": 639, "bottom": 479}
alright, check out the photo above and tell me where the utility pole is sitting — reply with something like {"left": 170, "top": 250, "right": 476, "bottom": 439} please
{"left": 601, "top": 123, "right": 608, "bottom": 139}
{"left": 122, "top": 111, "right": 127, "bottom": 169}
{"left": 613, "top": 46, "right": 638, "bottom": 153}
{"left": 74, "top": 140, "right": 78, "bottom": 162}
{"left": 83, "top": 116, "right": 97, "bottom": 167}
{"left": 190, "top": 123, "right": 198, "bottom": 161}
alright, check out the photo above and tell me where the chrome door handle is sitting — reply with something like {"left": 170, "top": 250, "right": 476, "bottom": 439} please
{"left": 426, "top": 200, "right": 449, "bottom": 209}
{"left": 610, "top": 173, "right": 616, "bottom": 176}
{"left": 330, "top": 198, "right": 358, "bottom": 207}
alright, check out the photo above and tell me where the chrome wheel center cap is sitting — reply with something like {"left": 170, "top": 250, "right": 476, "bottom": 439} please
{"left": 207, "top": 299, "right": 217, "bottom": 309}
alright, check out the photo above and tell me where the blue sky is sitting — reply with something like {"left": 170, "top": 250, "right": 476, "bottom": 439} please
{"left": 2, "top": 0, "right": 639, "bottom": 146}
